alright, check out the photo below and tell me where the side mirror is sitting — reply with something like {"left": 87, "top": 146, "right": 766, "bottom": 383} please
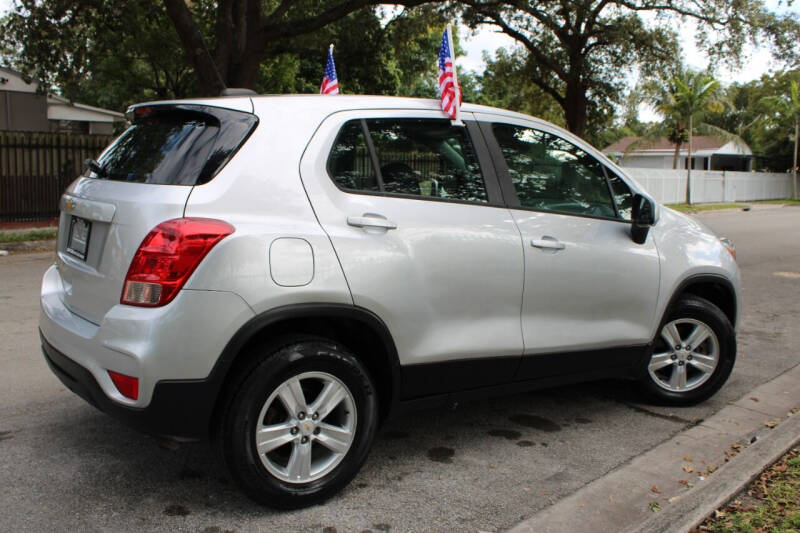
{"left": 631, "top": 193, "right": 655, "bottom": 245}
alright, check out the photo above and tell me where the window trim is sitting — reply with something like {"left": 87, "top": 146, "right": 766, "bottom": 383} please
{"left": 600, "top": 166, "right": 622, "bottom": 219}
{"left": 479, "top": 120, "right": 633, "bottom": 224}
{"left": 325, "top": 117, "right": 505, "bottom": 207}
{"left": 360, "top": 119, "right": 385, "bottom": 191}
{"left": 602, "top": 166, "right": 636, "bottom": 221}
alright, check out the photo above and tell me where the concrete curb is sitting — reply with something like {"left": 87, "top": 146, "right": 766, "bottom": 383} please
{"left": 631, "top": 412, "right": 800, "bottom": 533}
{"left": 508, "top": 363, "right": 800, "bottom": 533}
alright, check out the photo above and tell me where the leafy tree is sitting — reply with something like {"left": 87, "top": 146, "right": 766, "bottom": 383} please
{"left": 761, "top": 80, "right": 800, "bottom": 198}
{"left": 0, "top": 0, "right": 194, "bottom": 110}
{"left": 477, "top": 48, "right": 566, "bottom": 128}
{"left": 458, "top": 0, "right": 797, "bottom": 139}
{"left": 476, "top": 46, "right": 644, "bottom": 146}
{"left": 161, "top": 0, "right": 438, "bottom": 96}
{"left": 646, "top": 71, "right": 733, "bottom": 203}
{"left": 1, "top": 2, "right": 457, "bottom": 110}
{"left": 252, "top": 5, "right": 471, "bottom": 98}
{"left": 386, "top": 5, "right": 454, "bottom": 97}
{"left": 591, "top": 88, "right": 652, "bottom": 150}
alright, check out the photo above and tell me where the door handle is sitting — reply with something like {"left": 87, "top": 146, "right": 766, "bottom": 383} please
{"left": 347, "top": 214, "right": 398, "bottom": 230}
{"left": 531, "top": 237, "right": 565, "bottom": 250}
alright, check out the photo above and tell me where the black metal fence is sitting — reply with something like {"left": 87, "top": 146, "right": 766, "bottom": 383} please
{"left": 0, "top": 131, "right": 113, "bottom": 222}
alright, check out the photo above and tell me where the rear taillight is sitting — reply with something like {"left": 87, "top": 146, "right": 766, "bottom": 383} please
{"left": 121, "top": 218, "right": 234, "bottom": 307}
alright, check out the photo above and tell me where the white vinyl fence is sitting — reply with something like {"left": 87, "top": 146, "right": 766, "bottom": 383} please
{"left": 622, "top": 168, "right": 794, "bottom": 204}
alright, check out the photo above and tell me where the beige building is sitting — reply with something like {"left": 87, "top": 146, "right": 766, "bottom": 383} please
{"left": 0, "top": 66, "right": 125, "bottom": 135}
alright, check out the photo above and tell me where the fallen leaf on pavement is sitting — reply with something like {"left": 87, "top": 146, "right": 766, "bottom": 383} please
{"left": 683, "top": 465, "right": 694, "bottom": 473}
{"left": 707, "top": 465, "right": 717, "bottom": 474}
{"left": 649, "top": 502, "right": 662, "bottom": 512}
{"left": 749, "top": 397, "right": 759, "bottom": 402}
{"left": 765, "top": 420, "right": 779, "bottom": 428}
{"left": 668, "top": 496, "right": 679, "bottom": 503}
{"left": 684, "top": 456, "right": 693, "bottom": 462}
{"left": 651, "top": 485, "right": 660, "bottom": 493}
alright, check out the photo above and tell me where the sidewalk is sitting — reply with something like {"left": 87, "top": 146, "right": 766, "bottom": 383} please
{"left": 509, "top": 363, "right": 800, "bottom": 533}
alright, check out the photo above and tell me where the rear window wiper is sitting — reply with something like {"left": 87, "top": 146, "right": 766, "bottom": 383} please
{"left": 85, "top": 158, "right": 107, "bottom": 178}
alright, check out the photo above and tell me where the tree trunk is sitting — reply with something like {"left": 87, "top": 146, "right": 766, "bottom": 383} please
{"left": 672, "top": 141, "right": 681, "bottom": 169}
{"left": 219, "top": 0, "right": 264, "bottom": 89}
{"left": 563, "top": 81, "right": 587, "bottom": 137}
{"left": 793, "top": 117, "right": 798, "bottom": 200}
{"left": 686, "top": 116, "right": 693, "bottom": 205}
{"left": 163, "top": 0, "right": 226, "bottom": 96}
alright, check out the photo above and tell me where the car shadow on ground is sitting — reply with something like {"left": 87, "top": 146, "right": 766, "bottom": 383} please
{"left": 27, "top": 377, "right": 676, "bottom": 520}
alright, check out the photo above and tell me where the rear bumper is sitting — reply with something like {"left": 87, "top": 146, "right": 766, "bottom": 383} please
{"left": 39, "top": 264, "right": 254, "bottom": 407}
{"left": 41, "top": 333, "right": 215, "bottom": 439}
{"left": 39, "top": 263, "right": 256, "bottom": 439}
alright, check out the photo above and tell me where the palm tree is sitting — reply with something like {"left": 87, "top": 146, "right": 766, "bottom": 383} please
{"left": 644, "top": 71, "right": 734, "bottom": 204}
{"left": 761, "top": 80, "right": 800, "bottom": 199}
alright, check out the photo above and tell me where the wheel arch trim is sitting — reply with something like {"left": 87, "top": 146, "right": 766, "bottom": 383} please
{"left": 208, "top": 303, "right": 401, "bottom": 420}
{"left": 662, "top": 274, "right": 738, "bottom": 328}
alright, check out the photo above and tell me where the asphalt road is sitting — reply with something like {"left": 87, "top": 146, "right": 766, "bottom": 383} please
{"left": 1, "top": 205, "right": 798, "bottom": 533}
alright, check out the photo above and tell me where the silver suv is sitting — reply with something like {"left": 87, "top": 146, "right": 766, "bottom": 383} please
{"left": 40, "top": 95, "right": 740, "bottom": 508}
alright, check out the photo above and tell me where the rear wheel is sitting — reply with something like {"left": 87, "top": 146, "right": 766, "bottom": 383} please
{"left": 639, "top": 296, "right": 736, "bottom": 405}
{"left": 217, "top": 338, "right": 378, "bottom": 508}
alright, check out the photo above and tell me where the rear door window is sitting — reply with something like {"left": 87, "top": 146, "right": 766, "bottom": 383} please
{"left": 93, "top": 106, "right": 257, "bottom": 185}
{"left": 327, "top": 118, "right": 488, "bottom": 203}
{"left": 327, "top": 121, "right": 379, "bottom": 191}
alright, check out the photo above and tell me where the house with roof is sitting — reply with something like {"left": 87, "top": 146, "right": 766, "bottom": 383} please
{"left": 603, "top": 136, "right": 754, "bottom": 172}
{"left": 0, "top": 66, "right": 125, "bottom": 135}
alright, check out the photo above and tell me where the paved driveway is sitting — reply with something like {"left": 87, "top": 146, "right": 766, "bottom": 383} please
{"left": 1, "top": 205, "right": 798, "bottom": 532}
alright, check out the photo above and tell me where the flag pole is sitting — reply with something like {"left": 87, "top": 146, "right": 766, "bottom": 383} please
{"left": 445, "top": 23, "right": 463, "bottom": 126}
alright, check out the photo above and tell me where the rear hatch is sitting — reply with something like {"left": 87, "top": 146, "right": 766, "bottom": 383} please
{"left": 56, "top": 102, "right": 258, "bottom": 324}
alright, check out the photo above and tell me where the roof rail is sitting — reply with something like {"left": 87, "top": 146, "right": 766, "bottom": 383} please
{"left": 220, "top": 88, "right": 257, "bottom": 96}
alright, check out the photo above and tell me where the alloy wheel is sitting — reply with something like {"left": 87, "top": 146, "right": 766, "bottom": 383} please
{"left": 648, "top": 318, "right": 720, "bottom": 392}
{"left": 255, "top": 371, "right": 357, "bottom": 484}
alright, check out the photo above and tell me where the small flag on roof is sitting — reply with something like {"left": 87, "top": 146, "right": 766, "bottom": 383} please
{"left": 438, "top": 24, "right": 462, "bottom": 124}
{"left": 320, "top": 44, "right": 340, "bottom": 95}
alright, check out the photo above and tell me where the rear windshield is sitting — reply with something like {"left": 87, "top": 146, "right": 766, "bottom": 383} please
{"left": 92, "top": 106, "right": 257, "bottom": 185}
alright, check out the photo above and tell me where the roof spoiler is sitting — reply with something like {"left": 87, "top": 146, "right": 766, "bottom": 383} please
{"left": 220, "top": 88, "right": 257, "bottom": 96}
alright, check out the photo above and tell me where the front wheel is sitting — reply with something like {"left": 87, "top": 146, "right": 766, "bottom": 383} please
{"left": 638, "top": 296, "right": 736, "bottom": 405}
{"left": 217, "top": 338, "right": 378, "bottom": 508}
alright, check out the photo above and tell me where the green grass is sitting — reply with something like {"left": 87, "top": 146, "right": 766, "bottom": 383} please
{"left": 667, "top": 198, "right": 800, "bottom": 212}
{"left": 666, "top": 203, "right": 747, "bottom": 212}
{"left": 702, "top": 448, "right": 800, "bottom": 533}
{"left": 0, "top": 228, "right": 58, "bottom": 243}
{"left": 752, "top": 198, "right": 800, "bottom": 205}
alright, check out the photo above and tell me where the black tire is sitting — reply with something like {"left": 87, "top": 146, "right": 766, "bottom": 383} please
{"left": 216, "top": 337, "right": 378, "bottom": 508}
{"left": 638, "top": 295, "right": 736, "bottom": 405}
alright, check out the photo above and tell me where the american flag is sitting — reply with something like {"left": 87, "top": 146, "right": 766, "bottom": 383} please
{"left": 320, "top": 45, "right": 339, "bottom": 95}
{"left": 438, "top": 26, "right": 461, "bottom": 120}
